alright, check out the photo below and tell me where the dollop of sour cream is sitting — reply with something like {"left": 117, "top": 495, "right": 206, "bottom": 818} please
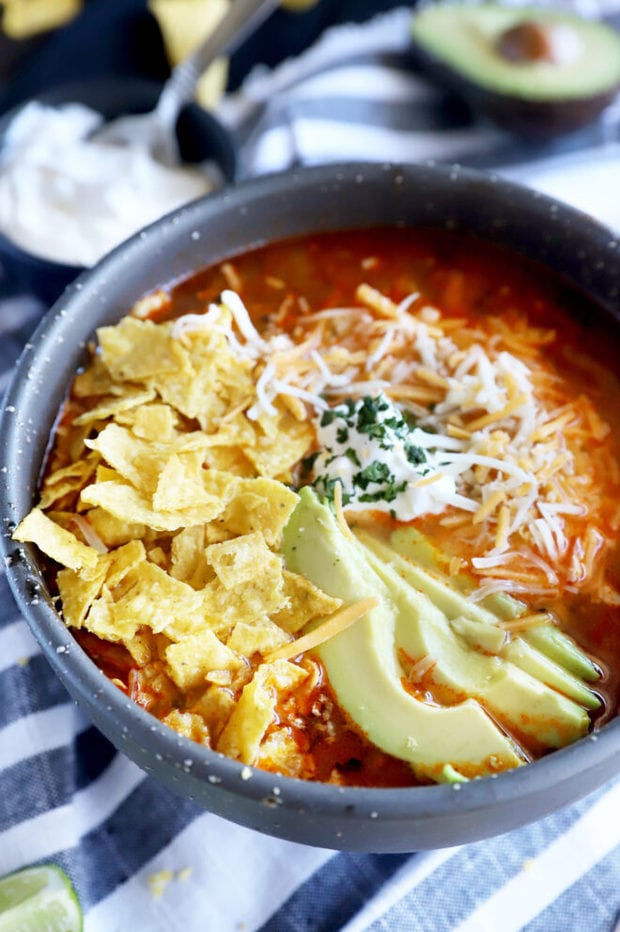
{"left": 0, "top": 102, "right": 215, "bottom": 267}
{"left": 309, "top": 394, "right": 468, "bottom": 520}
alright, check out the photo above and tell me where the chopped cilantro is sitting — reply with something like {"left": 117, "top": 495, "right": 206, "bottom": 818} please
{"left": 344, "top": 448, "right": 362, "bottom": 468}
{"left": 312, "top": 394, "right": 441, "bottom": 512}
{"left": 359, "top": 480, "right": 407, "bottom": 504}
{"left": 405, "top": 444, "right": 426, "bottom": 466}
{"left": 312, "top": 476, "right": 352, "bottom": 506}
{"left": 354, "top": 461, "right": 392, "bottom": 489}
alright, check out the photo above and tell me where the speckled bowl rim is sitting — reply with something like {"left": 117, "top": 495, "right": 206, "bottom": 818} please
{"left": 1, "top": 161, "right": 619, "bottom": 848}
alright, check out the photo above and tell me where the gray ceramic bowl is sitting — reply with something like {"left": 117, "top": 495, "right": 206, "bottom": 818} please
{"left": 1, "top": 162, "right": 619, "bottom": 853}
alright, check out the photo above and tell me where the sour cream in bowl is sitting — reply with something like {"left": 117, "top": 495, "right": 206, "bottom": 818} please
{"left": 0, "top": 78, "right": 236, "bottom": 303}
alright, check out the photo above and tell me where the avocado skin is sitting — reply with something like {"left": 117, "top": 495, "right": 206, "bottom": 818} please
{"left": 409, "top": 41, "right": 619, "bottom": 139}
{"left": 409, "top": 6, "right": 620, "bottom": 139}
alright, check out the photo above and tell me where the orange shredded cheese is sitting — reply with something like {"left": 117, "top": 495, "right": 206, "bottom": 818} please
{"left": 355, "top": 283, "right": 399, "bottom": 318}
{"left": 466, "top": 393, "right": 529, "bottom": 431}
{"left": 495, "top": 504, "right": 511, "bottom": 551}
{"left": 473, "top": 490, "right": 507, "bottom": 525}
{"left": 499, "top": 612, "right": 552, "bottom": 632}
{"left": 265, "top": 597, "right": 379, "bottom": 662}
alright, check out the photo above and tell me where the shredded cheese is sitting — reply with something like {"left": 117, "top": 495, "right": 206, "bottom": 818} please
{"left": 170, "top": 286, "right": 619, "bottom": 603}
{"left": 499, "top": 612, "right": 552, "bottom": 632}
{"left": 265, "top": 597, "right": 379, "bottom": 662}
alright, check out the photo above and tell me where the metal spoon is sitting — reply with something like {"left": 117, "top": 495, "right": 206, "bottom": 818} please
{"left": 97, "top": 0, "right": 279, "bottom": 166}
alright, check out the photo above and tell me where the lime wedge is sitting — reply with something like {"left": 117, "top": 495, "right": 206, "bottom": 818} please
{"left": 0, "top": 865, "right": 82, "bottom": 932}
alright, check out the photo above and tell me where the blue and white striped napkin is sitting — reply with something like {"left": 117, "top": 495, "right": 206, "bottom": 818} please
{"left": 1, "top": 7, "right": 619, "bottom": 930}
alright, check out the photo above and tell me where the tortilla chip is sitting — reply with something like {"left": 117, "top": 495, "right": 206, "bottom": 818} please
{"left": 227, "top": 618, "right": 290, "bottom": 657}
{"left": 39, "top": 455, "right": 99, "bottom": 510}
{"left": 84, "top": 589, "right": 124, "bottom": 642}
{"left": 116, "top": 403, "right": 178, "bottom": 441}
{"left": 162, "top": 710, "right": 209, "bottom": 744}
{"left": 104, "top": 540, "right": 147, "bottom": 590}
{"left": 166, "top": 630, "right": 243, "bottom": 690}
{"left": 257, "top": 728, "right": 307, "bottom": 778}
{"left": 153, "top": 451, "right": 213, "bottom": 512}
{"left": 148, "top": 0, "right": 229, "bottom": 108}
{"left": 170, "top": 525, "right": 213, "bottom": 589}
{"left": 123, "top": 628, "right": 160, "bottom": 665}
{"left": 202, "top": 445, "right": 255, "bottom": 477}
{"left": 13, "top": 508, "right": 98, "bottom": 570}
{"left": 271, "top": 570, "right": 343, "bottom": 634}
{"left": 80, "top": 478, "right": 233, "bottom": 532}
{"left": 217, "top": 660, "right": 307, "bottom": 763}
{"left": 57, "top": 562, "right": 108, "bottom": 629}
{"left": 206, "top": 531, "right": 280, "bottom": 589}
{"left": 85, "top": 423, "right": 163, "bottom": 493}
{"left": 2, "top": 0, "right": 81, "bottom": 39}
{"left": 73, "top": 387, "right": 156, "bottom": 426}
{"left": 147, "top": 545, "right": 169, "bottom": 568}
{"left": 86, "top": 507, "right": 149, "bottom": 549}
{"left": 207, "top": 412, "right": 256, "bottom": 450}
{"left": 216, "top": 670, "right": 275, "bottom": 763}
{"left": 218, "top": 478, "right": 299, "bottom": 546}
{"left": 245, "top": 411, "right": 313, "bottom": 479}
{"left": 98, "top": 317, "right": 188, "bottom": 382}
{"left": 110, "top": 561, "right": 204, "bottom": 639}
{"left": 191, "top": 684, "right": 236, "bottom": 741}
{"left": 72, "top": 354, "right": 120, "bottom": 398}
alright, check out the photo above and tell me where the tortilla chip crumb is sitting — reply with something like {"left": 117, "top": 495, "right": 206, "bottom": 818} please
{"left": 148, "top": 869, "right": 174, "bottom": 898}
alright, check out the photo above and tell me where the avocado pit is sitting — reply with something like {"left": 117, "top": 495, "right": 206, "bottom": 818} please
{"left": 496, "top": 20, "right": 582, "bottom": 67}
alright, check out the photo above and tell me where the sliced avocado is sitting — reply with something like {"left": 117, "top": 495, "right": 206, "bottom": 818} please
{"left": 281, "top": 490, "right": 597, "bottom": 780}
{"left": 357, "top": 535, "right": 591, "bottom": 749}
{"left": 523, "top": 624, "right": 601, "bottom": 683}
{"left": 410, "top": 4, "right": 620, "bottom": 138}
{"left": 361, "top": 530, "right": 600, "bottom": 716}
{"left": 389, "top": 526, "right": 527, "bottom": 620}
{"left": 480, "top": 591, "right": 527, "bottom": 622}
{"left": 360, "top": 529, "right": 502, "bottom": 628}
{"left": 439, "top": 764, "right": 469, "bottom": 784}
{"left": 282, "top": 488, "right": 525, "bottom": 780}
{"left": 449, "top": 615, "right": 506, "bottom": 655}
{"left": 502, "top": 637, "right": 601, "bottom": 710}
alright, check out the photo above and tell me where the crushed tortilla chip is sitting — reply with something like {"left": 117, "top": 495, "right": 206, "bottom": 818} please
{"left": 166, "top": 630, "right": 243, "bottom": 690}
{"left": 217, "top": 478, "right": 299, "bottom": 546}
{"left": 13, "top": 291, "right": 343, "bottom": 778}
{"left": 73, "top": 387, "right": 156, "bottom": 426}
{"left": 206, "top": 531, "right": 281, "bottom": 589}
{"left": 272, "top": 570, "right": 344, "bottom": 634}
{"left": 227, "top": 618, "right": 290, "bottom": 657}
{"left": 14, "top": 508, "right": 98, "bottom": 570}
{"left": 217, "top": 660, "right": 308, "bottom": 764}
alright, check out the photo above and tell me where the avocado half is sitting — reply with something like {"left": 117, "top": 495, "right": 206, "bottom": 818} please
{"left": 410, "top": 4, "right": 620, "bottom": 139}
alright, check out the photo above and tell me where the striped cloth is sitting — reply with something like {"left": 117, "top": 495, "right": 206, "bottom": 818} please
{"left": 1, "top": 7, "right": 620, "bottom": 930}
